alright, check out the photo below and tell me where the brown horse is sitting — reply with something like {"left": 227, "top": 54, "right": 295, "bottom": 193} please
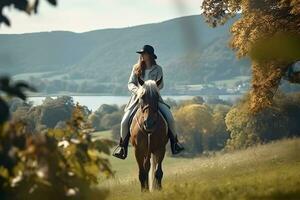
{"left": 130, "top": 77, "right": 168, "bottom": 192}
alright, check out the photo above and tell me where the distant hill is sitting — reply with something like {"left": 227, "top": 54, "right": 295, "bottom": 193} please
{"left": 0, "top": 14, "right": 252, "bottom": 95}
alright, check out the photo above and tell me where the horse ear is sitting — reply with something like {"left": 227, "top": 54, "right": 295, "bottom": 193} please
{"left": 138, "top": 76, "right": 144, "bottom": 86}
{"left": 156, "top": 76, "right": 162, "bottom": 87}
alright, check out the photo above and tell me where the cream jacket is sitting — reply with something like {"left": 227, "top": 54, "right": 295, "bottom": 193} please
{"left": 124, "top": 64, "right": 168, "bottom": 112}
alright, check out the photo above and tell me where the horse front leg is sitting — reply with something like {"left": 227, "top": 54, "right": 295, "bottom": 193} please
{"left": 154, "top": 162, "right": 163, "bottom": 190}
{"left": 138, "top": 168, "right": 148, "bottom": 192}
{"left": 135, "top": 148, "right": 150, "bottom": 192}
{"left": 143, "top": 156, "right": 151, "bottom": 191}
{"left": 153, "top": 151, "right": 165, "bottom": 190}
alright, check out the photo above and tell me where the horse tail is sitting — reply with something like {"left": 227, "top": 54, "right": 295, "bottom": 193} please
{"left": 149, "top": 153, "right": 156, "bottom": 191}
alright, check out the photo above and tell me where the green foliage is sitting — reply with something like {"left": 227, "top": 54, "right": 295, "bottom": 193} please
{"left": 178, "top": 96, "right": 205, "bottom": 107}
{"left": 209, "top": 104, "right": 232, "bottom": 149}
{"left": 173, "top": 100, "right": 231, "bottom": 154}
{"left": 250, "top": 33, "right": 300, "bottom": 62}
{"left": 0, "top": 102, "right": 115, "bottom": 199}
{"left": 225, "top": 96, "right": 261, "bottom": 150}
{"left": 202, "top": 0, "right": 300, "bottom": 112}
{"left": 225, "top": 92, "right": 300, "bottom": 150}
{"left": 48, "top": 102, "right": 116, "bottom": 180}
{"left": 206, "top": 96, "right": 232, "bottom": 105}
{"left": 88, "top": 113, "right": 103, "bottom": 131}
{"left": 95, "top": 104, "right": 119, "bottom": 115}
{"left": 111, "top": 124, "right": 121, "bottom": 141}
{"left": 88, "top": 104, "right": 123, "bottom": 133}
{"left": 201, "top": 0, "right": 241, "bottom": 27}
{"left": 9, "top": 96, "right": 92, "bottom": 134}
{"left": 40, "top": 96, "right": 75, "bottom": 128}
{"left": 100, "top": 112, "right": 122, "bottom": 130}
{"left": 0, "top": 78, "right": 115, "bottom": 199}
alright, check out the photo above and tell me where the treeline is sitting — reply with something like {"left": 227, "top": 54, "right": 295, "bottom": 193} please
{"left": 172, "top": 92, "right": 300, "bottom": 154}
{"left": 9, "top": 95, "right": 229, "bottom": 154}
{"left": 8, "top": 92, "right": 300, "bottom": 156}
{"left": 9, "top": 96, "right": 91, "bottom": 133}
{"left": 87, "top": 92, "right": 300, "bottom": 155}
{"left": 9, "top": 95, "right": 123, "bottom": 136}
{"left": 27, "top": 76, "right": 127, "bottom": 95}
{"left": 8, "top": 95, "right": 232, "bottom": 153}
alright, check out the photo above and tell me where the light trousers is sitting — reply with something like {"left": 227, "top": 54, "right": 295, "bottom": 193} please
{"left": 120, "top": 102, "right": 176, "bottom": 138}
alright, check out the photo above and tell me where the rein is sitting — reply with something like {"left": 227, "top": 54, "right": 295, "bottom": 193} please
{"left": 134, "top": 113, "right": 150, "bottom": 135}
{"left": 136, "top": 102, "right": 158, "bottom": 135}
{"left": 135, "top": 103, "right": 158, "bottom": 161}
{"left": 134, "top": 113, "right": 152, "bottom": 161}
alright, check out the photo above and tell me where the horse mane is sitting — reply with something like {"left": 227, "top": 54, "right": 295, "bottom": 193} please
{"left": 137, "top": 80, "right": 160, "bottom": 103}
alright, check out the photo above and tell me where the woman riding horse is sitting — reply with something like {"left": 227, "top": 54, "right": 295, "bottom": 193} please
{"left": 113, "top": 44, "right": 184, "bottom": 159}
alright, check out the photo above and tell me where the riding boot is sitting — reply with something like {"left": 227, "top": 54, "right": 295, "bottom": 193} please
{"left": 168, "top": 129, "right": 184, "bottom": 154}
{"left": 112, "top": 133, "right": 130, "bottom": 159}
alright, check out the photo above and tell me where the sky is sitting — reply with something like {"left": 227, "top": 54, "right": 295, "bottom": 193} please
{"left": 0, "top": 0, "right": 203, "bottom": 34}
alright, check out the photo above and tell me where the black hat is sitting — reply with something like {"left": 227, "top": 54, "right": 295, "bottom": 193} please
{"left": 136, "top": 44, "right": 157, "bottom": 59}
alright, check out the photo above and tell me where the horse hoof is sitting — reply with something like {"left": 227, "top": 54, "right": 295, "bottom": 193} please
{"left": 141, "top": 188, "right": 149, "bottom": 192}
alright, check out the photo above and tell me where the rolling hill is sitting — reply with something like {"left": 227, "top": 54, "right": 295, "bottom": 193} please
{"left": 0, "top": 14, "right": 251, "bottom": 94}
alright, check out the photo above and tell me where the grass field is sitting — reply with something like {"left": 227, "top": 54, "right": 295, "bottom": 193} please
{"left": 93, "top": 131, "right": 300, "bottom": 200}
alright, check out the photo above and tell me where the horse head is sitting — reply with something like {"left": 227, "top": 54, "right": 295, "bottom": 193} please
{"left": 137, "top": 76, "right": 162, "bottom": 132}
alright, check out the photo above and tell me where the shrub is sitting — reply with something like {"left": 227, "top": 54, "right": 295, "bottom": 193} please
{"left": 0, "top": 77, "right": 115, "bottom": 199}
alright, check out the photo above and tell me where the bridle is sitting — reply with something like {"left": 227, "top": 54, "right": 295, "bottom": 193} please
{"left": 135, "top": 100, "right": 159, "bottom": 135}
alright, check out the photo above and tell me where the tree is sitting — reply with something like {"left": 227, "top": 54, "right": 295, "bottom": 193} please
{"left": 209, "top": 104, "right": 231, "bottom": 150}
{"left": 100, "top": 112, "right": 122, "bottom": 130}
{"left": 202, "top": 0, "right": 300, "bottom": 112}
{"left": 88, "top": 113, "right": 103, "bottom": 131}
{"left": 225, "top": 91, "right": 300, "bottom": 150}
{"left": 174, "top": 104, "right": 214, "bottom": 153}
{"left": 96, "top": 104, "right": 119, "bottom": 115}
{"left": 39, "top": 96, "right": 74, "bottom": 128}
{"left": 0, "top": 0, "right": 57, "bottom": 26}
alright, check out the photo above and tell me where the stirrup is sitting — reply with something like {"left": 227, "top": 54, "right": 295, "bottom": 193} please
{"left": 112, "top": 137, "right": 129, "bottom": 159}
{"left": 174, "top": 142, "right": 184, "bottom": 152}
{"left": 171, "top": 135, "right": 184, "bottom": 154}
{"left": 112, "top": 146, "right": 127, "bottom": 159}
{"left": 171, "top": 142, "right": 184, "bottom": 155}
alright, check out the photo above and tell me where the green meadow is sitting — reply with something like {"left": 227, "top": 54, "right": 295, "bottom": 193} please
{"left": 93, "top": 131, "right": 300, "bottom": 200}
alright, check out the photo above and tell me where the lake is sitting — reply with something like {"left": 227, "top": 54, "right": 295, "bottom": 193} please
{"left": 28, "top": 94, "right": 242, "bottom": 112}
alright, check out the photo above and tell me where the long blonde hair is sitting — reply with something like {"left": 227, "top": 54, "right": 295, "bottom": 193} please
{"left": 134, "top": 54, "right": 157, "bottom": 77}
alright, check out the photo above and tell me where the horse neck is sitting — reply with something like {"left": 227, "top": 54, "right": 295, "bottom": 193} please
{"left": 135, "top": 105, "right": 168, "bottom": 139}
